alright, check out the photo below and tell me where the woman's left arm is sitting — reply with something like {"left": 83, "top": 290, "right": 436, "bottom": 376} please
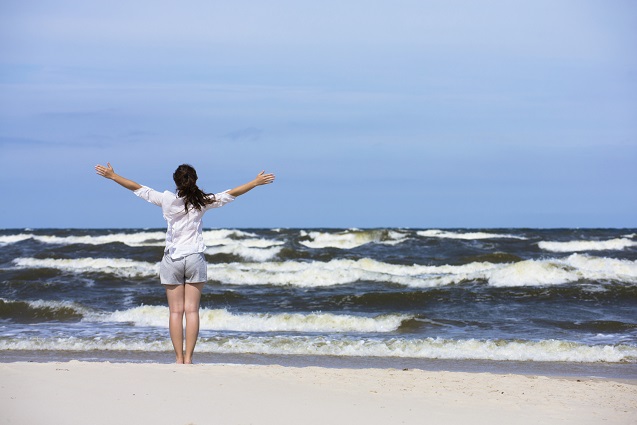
{"left": 227, "top": 171, "right": 275, "bottom": 197}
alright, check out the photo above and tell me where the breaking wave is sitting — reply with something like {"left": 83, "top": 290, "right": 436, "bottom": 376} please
{"left": 0, "top": 298, "right": 93, "bottom": 321}
{"left": 299, "top": 229, "right": 409, "bottom": 249}
{"left": 12, "top": 257, "right": 159, "bottom": 278}
{"left": 0, "top": 232, "right": 166, "bottom": 247}
{"left": 205, "top": 245, "right": 282, "bottom": 261}
{"left": 539, "top": 238, "right": 637, "bottom": 252}
{"left": 418, "top": 230, "right": 527, "bottom": 240}
{"left": 12, "top": 254, "right": 637, "bottom": 287}
{"left": 0, "top": 229, "right": 283, "bottom": 251}
{"left": 99, "top": 306, "right": 411, "bottom": 333}
{"left": 209, "top": 254, "right": 637, "bottom": 287}
{"left": 1, "top": 335, "right": 634, "bottom": 363}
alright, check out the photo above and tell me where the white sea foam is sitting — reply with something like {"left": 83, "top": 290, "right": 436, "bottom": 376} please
{"left": 418, "top": 229, "right": 527, "bottom": 240}
{"left": 195, "top": 336, "right": 637, "bottom": 363}
{"left": 1, "top": 335, "right": 634, "bottom": 363}
{"left": 12, "top": 253, "right": 637, "bottom": 287}
{"left": 299, "top": 229, "right": 409, "bottom": 249}
{"left": 202, "top": 229, "right": 283, "bottom": 249}
{"left": 0, "top": 232, "right": 167, "bottom": 246}
{"left": 0, "top": 298, "right": 93, "bottom": 316}
{"left": 12, "top": 257, "right": 159, "bottom": 278}
{"left": 210, "top": 255, "right": 637, "bottom": 288}
{"left": 203, "top": 229, "right": 284, "bottom": 260}
{"left": 0, "top": 230, "right": 182, "bottom": 247}
{"left": 97, "top": 306, "right": 410, "bottom": 333}
{"left": 563, "top": 254, "right": 637, "bottom": 282}
{"left": 487, "top": 260, "right": 579, "bottom": 287}
{"left": 46, "top": 232, "right": 166, "bottom": 246}
{"left": 206, "top": 258, "right": 485, "bottom": 287}
{"left": 208, "top": 259, "right": 387, "bottom": 287}
{"left": 0, "top": 234, "right": 34, "bottom": 245}
{"left": 485, "top": 255, "right": 637, "bottom": 287}
{"left": 0, "top": 337, "right": 173, "bottom": 352}
{"left": 538, "top": 238, "right": 637, "bottom": 252}
{"left": 0, "top": 229, "right": 283, "bottom": 257}
{"left": 205, "top": 244, "right": 282, "bottom": 261}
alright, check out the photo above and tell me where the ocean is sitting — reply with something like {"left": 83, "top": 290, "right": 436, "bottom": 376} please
{"left": 1, "top": 228, "right": 636, "bottom": 377}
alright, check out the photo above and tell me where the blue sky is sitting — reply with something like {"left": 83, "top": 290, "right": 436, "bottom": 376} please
{"left": 1, "top": 0, "right": 635, "bottom": 228}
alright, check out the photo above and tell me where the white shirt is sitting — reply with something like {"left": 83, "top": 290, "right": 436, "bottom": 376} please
{"left": 134, "top": 186, "right": 235, "bottom": 259}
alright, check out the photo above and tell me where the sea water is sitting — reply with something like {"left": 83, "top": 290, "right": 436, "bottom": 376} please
{"left": 1, "top": 228, "right": 636, "bottom": 377}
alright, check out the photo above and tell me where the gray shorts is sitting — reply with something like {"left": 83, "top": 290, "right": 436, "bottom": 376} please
{"left": 159, "top": 253, "right": 207, "bottom": 285}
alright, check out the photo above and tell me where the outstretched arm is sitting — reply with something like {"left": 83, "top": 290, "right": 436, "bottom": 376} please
{"left": 95, "top": 163, "right": 142, "bottom": 191}
{"left": 227, "top": 171, "right": 275, "bottom": 197}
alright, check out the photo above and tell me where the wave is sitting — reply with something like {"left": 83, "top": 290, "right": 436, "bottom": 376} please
{"left": 0, "top": 298, "right": 92, "bottom": 321}
{"left": 203, "top": 229, "right": 283, "bottom": 249}
{"left": 418, "top": 229, "right": 527, "bottom": 240}
{"left": 205, "top": 245, "right": 282, "bottom": 262}
{"left": 209, "top": 258, "right": 494, "bottom": 287}
{"left": 0, "top": 298, "right": 411, "bottom": 333}
{"left": 1, "top": 335, "right": 634, "bottom": 363}
{"left": 471, "top": 254, "right": 637, "bottom": 287}
{"left": 98, "top": 306, "right": 410, "bottom": 333}
{"left": 0, "top": 232, "right": 166, "bottom": 247}
{"left": 538, "top": 238, "right": 637, "bottom": 252}
{"left": 211, "top": 255, "right": 637, "bottom": 288}
{"left": 299, "top": 229, "right": 409, "bottom": 249}
{"left": 0, "top": 234, "right": 34, "bottom": 245}
{"left": 195, "top": 336, "right": 637, "bottom": 362}
{"left": 0, "top": 229, "right": 283, "bottom": 251}
{"left": 12, "top": 257, "right": 159, "bottom": 278}
{"left": 12, "top": 254, "right": 637, "bottom": 287}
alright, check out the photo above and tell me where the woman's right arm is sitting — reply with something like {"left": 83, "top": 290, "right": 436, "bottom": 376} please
{"left": 95, "top": 163, "right": 142, "bottom": 191}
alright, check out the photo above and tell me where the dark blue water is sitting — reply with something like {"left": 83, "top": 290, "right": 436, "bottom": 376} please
{"left": 1, "top": 228, "right": 636, "bottom": 374}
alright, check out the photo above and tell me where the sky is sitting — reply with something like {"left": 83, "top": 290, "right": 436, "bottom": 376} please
{"left": 1, "top": 0, "right": 636, "bottom": 229}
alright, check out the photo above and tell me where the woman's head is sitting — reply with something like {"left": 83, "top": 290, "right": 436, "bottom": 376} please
{"left": 173, "top": 164, "right": 214, "bottom": 212}
{"left": 173, "top": 164, "right": 198, "bottom": 191}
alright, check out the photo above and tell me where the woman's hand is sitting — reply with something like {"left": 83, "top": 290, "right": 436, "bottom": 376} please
{"left": 253, "top": 171, "right": 276, "bottom": 186}
{"left": 95, "top": 163, "right": 116, "bottom": 180}
{"left": 94, "top": 162, "right": 142, "bottom": 191}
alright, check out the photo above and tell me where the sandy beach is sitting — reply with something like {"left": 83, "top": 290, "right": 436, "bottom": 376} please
{"left": 1, "top": 362, "right": 635, "bottom": 425}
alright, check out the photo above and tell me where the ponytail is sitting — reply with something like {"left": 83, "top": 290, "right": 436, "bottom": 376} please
{"left": 173, "top": 164, "right": 215, "bottom": 212}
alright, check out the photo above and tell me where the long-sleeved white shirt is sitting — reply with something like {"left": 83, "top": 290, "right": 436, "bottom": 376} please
{"left": 134, "top": 186, "right": 235, "bottom": 259}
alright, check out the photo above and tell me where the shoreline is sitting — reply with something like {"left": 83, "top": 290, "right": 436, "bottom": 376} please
{"left": 2, "top": 350, "right": 637, "bottom": 380}
{"left": 2, "top": 361, "right": 636, "bottom": 425}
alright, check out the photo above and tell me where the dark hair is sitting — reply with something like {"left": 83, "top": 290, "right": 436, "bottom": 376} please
{"left": 173, "top": 164, "right": 215, "bottom": 212}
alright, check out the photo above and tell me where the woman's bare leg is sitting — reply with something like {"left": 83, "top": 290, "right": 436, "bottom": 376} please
{"left": 184, "top": 282, "right": 204, "bottom": 364}
{"left": 165, "top": 284, "right": 186, "bottom": 364}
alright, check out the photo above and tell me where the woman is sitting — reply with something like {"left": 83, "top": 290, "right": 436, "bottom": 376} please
{"left": 95, "top": 162, "right": 275, "bottom": 364}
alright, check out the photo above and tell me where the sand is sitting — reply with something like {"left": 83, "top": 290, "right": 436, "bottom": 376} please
{"left": 1, "top": 361, "right": 636, "bottom": 425}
